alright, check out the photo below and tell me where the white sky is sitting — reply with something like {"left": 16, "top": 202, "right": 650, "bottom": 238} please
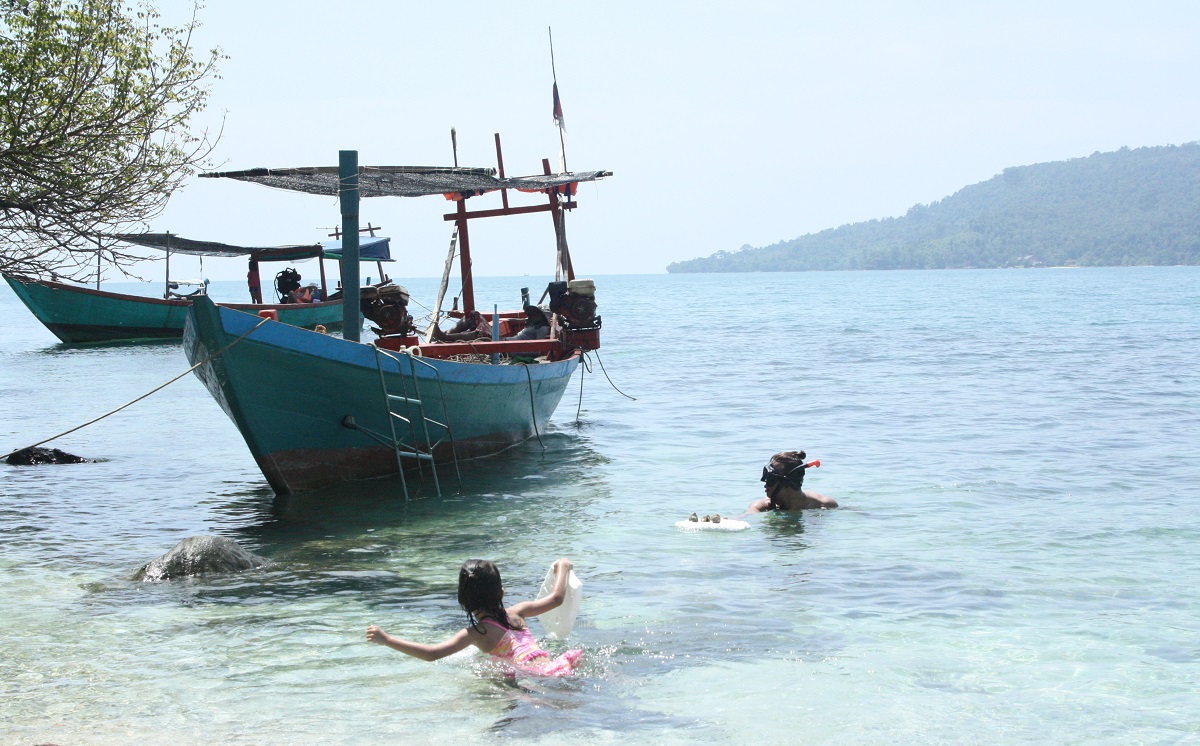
{"left": 147, "top": 0, "right": 1200, "bottom": 281}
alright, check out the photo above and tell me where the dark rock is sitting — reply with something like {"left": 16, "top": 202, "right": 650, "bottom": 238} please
{"left": 134, "top": 536, "right": 270, "bottom": 582}
{"left": 6, "top": 446, "right": 93, "bottom": 465}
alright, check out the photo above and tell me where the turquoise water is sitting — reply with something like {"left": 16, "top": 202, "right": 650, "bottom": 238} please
{"left": 2, "top": 268, "right": 1197, "bottom": 744}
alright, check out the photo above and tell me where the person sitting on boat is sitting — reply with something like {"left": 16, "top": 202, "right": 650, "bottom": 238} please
{"left": 506, "top": 303, "right": 551, "bottom": 341}
{"left": 167, "top": 278, "right": 209, "bottom": 299}
{"left": 430, "top": 309, "right": 491, "bottom": 342}
{"left": 744, "top": 450, "right": 837, "bottom": 513}
{"left": 291, "top": 283, "right": 319, "bottom": 303}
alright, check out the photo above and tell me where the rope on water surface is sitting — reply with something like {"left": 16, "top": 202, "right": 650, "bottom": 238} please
{"left": 2, "top": 317, "right": 270, "bottom": 461}
{"left": 574, "top": 351, "right": 635, "bottom": 423}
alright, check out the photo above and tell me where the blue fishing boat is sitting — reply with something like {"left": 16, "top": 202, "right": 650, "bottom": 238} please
{"left": 183, "top": 146, "right": 611, "bottom": 495}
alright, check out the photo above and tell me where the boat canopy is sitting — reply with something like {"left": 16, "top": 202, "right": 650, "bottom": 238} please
{"left": 321, "top": 236, "right": 393, "bottom": 262}
{"left": 198, "top": 165, "right": 612, "bottom": 199}
{"left": 112, "top": 233, "right": 391, "bottom": 263}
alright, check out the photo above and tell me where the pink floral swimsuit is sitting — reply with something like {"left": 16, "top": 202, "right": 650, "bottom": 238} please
{"left": 480, "top": 618, "right": 582, "bottom": 677}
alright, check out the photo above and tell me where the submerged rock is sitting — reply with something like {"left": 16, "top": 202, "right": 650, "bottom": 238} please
{"left": 135, "top": 536, "right": 270, "bottom": 582}
{"left": 5, "top": 446, "right": 93, "bottom": 465}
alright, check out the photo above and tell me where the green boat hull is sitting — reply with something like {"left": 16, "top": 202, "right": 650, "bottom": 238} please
{"left": 183, "top": 296, "right": 579, "bottom": 495}
{"left": 4, "top": 273, "right": 344, "bottom": 344}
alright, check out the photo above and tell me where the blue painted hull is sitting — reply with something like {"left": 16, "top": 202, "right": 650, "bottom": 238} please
{"left": 183, "top": 296, "right": 579, "bottom": 495}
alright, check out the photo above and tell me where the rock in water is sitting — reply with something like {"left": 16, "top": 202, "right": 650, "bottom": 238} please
{"left": 135, "top": 536, "right": 270, "bottom": 581}
{"left": 5, "top": 446, "right": 93, "bottom": 465}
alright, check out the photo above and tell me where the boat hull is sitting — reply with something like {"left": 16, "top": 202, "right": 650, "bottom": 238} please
{"left": 3, "top": 273, "right": 344, "bottom": 344}
{"left": 183, "top": 296, "right": 579, "bottom": 495}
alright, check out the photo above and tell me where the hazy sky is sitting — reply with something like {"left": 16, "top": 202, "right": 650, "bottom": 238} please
{"left": 148, "top": 0, "right": 1200, "bottom": 281}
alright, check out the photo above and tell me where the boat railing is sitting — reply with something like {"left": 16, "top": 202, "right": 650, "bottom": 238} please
{"left": 165, "top": 278, "right": 210, "bottom": 299}
{"left": 372, "top": 346, "right": 462, "bottom": 499}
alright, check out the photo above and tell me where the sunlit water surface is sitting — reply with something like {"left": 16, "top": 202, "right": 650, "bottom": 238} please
{"left": 2, "top": 268, "right": 1198, "bottom": 744}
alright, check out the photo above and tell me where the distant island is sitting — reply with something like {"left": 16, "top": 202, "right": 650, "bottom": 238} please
{"left": 667, "top": 143, "right": 1200, "bottom": 272}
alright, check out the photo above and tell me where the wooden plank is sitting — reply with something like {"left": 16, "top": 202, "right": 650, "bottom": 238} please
{"left": 442, "top": 201, "right": 576, "bottom": 222}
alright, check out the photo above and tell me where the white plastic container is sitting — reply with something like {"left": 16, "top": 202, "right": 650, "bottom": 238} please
{"left": 536, "top": 565, "right": 583, "bottom": 640}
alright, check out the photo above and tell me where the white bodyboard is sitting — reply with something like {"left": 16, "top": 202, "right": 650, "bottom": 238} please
{"left": 536, "top": 566, "right": 582, "bottom": 640}
{"left": 675, "top": 518, "right": 750, "bottom": 531}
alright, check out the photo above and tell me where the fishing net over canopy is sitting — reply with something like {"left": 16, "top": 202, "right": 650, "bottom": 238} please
{"left": 198, "top": 166, "right": 612, "bottom": 199}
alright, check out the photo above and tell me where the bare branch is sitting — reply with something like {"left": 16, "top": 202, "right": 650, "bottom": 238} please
{"left": 0, "top": 0, "right": 224, "bottom": 281}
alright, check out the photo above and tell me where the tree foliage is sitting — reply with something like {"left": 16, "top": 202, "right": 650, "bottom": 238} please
{"left": 0, "top": 0, "right": 221, "bottom": 281}
{"left": 668, "top": 144, "right": 1200, "bottom": 273}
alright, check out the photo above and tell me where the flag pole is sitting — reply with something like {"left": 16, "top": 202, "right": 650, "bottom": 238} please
{"left": 549, "top": 26, "right": 568, "bottom": 174}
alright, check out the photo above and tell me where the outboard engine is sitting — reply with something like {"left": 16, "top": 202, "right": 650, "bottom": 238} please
{"left": 360, "top": 283, "right": 415, "bottom": 337}
{"left": 547, "top": 278, "right": 601, "bottom": 350}
{"left": 274, "top": 267, "right": 301, "bottom": 302}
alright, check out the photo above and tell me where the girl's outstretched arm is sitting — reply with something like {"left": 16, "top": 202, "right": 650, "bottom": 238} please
{"left": 366, "top": 625, "right": 474, "bottom": 661}
{"left": 510, "top": 557, "right": 573, "bottom": 619}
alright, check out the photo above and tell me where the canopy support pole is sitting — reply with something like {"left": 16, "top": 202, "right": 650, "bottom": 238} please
{"left": 339, "top": 150, "right": 361, "bottom": 341}
{"left": 456, "top": 200, "right": 475, "bottom": 313}
{"left": 163, "top": 233, "right": 172, "bottom": 299}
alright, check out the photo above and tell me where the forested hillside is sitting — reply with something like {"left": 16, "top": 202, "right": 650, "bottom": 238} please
{"left": 667, "top": 143, "right": 1200, "bottom": 272}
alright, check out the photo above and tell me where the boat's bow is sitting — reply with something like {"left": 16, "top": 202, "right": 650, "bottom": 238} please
{"left": 184, "top": 296, "right": 580, "bottom": 495}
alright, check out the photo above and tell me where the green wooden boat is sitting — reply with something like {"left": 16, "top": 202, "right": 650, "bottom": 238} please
{"left": 3, "top": 273, "right": 346, "bottom": 344}
{"left": 3, "top": 233, "right": 394, "bottom": 344}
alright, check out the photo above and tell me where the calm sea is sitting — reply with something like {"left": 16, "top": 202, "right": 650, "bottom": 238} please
{"left": 2, "top": 268, "right": 1197, "bottom": 744}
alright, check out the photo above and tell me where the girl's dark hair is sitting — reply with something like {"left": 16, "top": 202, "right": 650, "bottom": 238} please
{"left": 458, "top": 559, "right": 516, "bottom": 633}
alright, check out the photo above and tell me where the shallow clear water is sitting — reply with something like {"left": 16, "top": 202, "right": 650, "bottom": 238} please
{"left": 2, "top": 268, "right": 1198, "bottom": 743}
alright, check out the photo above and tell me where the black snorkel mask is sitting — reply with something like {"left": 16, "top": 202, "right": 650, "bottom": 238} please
{"left": 761, "top": 462, "right": 807, "bottom": 500}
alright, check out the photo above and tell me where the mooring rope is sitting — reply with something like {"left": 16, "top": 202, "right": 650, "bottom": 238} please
{"left": 2, "top": 317, "right": 270, "bottom": 461}
{"left": 575, "top": 353, "right": 588, "bottom": 422}
{"left": 593, "top": 350, "right": 636, "bottom": 401}
{"left": 523, "top": 363, "right": 545, "bottom": 450}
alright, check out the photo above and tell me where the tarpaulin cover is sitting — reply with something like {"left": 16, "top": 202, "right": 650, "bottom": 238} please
{"left": 110, "top": 233, "right": 322, "bottom": 261}
{"left": 320, "top": 236, "right": 392, "bottom": 262}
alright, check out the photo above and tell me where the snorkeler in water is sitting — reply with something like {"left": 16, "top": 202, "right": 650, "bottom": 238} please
{"left": 743, "top": 450, "right": 837, "bottom": 513}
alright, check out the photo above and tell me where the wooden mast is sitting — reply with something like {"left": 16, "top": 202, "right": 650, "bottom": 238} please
{"left": 544, "top": 158, "right": 574, "bottom": 281}
{"left": 442, "top": 135, "right": 581, "bottom": 309}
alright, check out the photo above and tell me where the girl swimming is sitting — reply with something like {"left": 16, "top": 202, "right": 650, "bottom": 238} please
{"left": 366, "top": 557, "right": 582, "bottom": 677}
